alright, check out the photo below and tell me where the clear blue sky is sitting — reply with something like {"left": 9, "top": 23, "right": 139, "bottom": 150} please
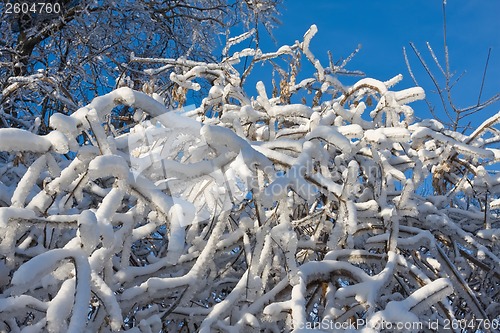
{"left": 257, "top": 1, "right": 500, "bottom": 127}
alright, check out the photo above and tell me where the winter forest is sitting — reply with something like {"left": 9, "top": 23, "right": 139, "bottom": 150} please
{"left": 0, "top": 0, "right": 499, "bottom": 332}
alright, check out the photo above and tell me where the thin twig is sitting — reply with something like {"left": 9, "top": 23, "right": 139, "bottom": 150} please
{"left": 339, "top": 44, "right": 362, "bottom": 70}
{"left": 409, "top": 42, "right": 453, "bottom": 123}
{"left": 403, "top": 46, "right": 437, "bottom": 118}
{"left": 477, "top": 48, "right": 491, "bottom": 105}
{"left": 426, "top": 42, "right": 446, "bottom": 76}
{"left": 161, "top": 286, "right": 190, "bottom": 321}
{"left": 442, "top": 1, "right": 450, "bottom": 82}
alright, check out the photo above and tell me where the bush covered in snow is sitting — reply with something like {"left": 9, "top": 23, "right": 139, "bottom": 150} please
{"left": 0, "top": 26, "right": 499, "bottom": 332}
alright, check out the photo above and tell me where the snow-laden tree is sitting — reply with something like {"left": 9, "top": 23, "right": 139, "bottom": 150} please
{"left": 0, "top": 26, "right": 499, "bottom": 332}
{"left": 0, "top": 0, "right": 281, "bottom": 131}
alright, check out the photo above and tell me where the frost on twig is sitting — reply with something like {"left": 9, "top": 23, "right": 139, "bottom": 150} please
{"left": 0, "top": 26, "right": 498, "bottom": 332}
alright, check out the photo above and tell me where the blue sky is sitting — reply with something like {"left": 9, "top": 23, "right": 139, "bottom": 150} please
{"left": 256, "top": 1, "right": 500, "bottom": 128}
